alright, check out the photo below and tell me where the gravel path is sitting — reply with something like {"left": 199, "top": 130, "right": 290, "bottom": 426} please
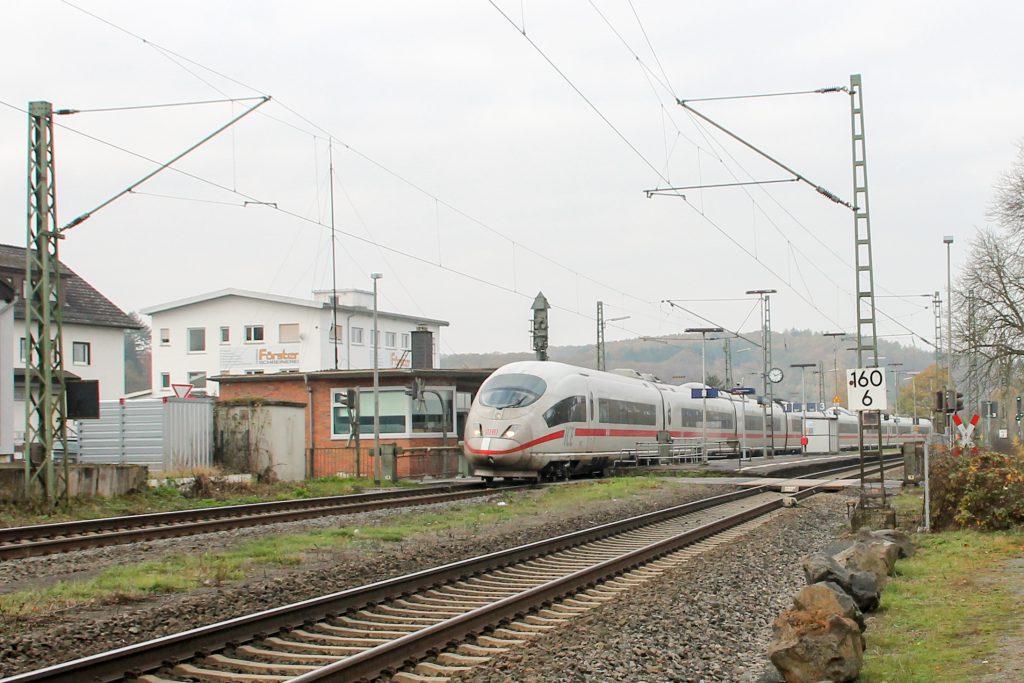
{"left": 0, "top": 481, "right": 730, "bottom": 677}
{"left": 454, "top": 493, "right": 854, "bottom": 683}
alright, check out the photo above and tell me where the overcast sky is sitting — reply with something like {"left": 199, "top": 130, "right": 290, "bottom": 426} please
{"left": 2, "top": 1, "right": 1021, "bottom": 359}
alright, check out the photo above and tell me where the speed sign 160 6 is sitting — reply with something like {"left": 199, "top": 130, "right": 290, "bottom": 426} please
{"left": 847, "top": 368, "right": 888, "bottom": 411}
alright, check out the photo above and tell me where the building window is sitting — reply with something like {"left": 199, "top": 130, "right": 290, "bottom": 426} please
{"left": 412, "top": 388, "right": 454, "bottom": 434}
{"left": 279, "top": 323, "right": 300, "bottom": 343}
{"left": 245, "top": 325, "right": 265, "bottom": 343}
{"left": 72, "top": 341, "right": 91, "bottom": 366}
{"left": 187, "top": 371, "right": 207, "bottom": 388}
{"left": 160, "top": 372, "right": 170, "bottom": 389}
{"left": 401, "top": 333, "right": 410, "bottom": 349}
{"left": 19, "top": 337, "right": 26, "bottom": 362}
{"left": 160, "top": 328, "right": 170, "bottom": 345}
{"left": 329, "top": 324, "right": 343, "bottom": 344}
{"left": 244, "top": 369, "right": 265, "bottom": 375}
{"left": 332, "top": 388, "right": 407, "bottom": 437}
{"left": 351, "top": 327, "right": 364, "bottom": 345}
{"left": 220, "top": 326, "right": 230, "bottom": 344}
{"left": 187, "top": 328, "right": 206, "bottom": 352}
{"left": 385, "top": 331, "right": 397, "bottom": 348}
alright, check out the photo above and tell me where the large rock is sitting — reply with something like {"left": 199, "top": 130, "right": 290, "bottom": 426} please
{"left": 864, "top": 528, "right": 915, "bottom": 558}
{"left": 833, "top": 540, "right": 899, "bottom": 588}
{"left": 768, "top": 609, "right": 865, "bottom": 682}
{"left": 792, "top": 581, "right": 865, "bottom": 632}
{"left": 801, "top": 553, "right": 880, "bottom": 612}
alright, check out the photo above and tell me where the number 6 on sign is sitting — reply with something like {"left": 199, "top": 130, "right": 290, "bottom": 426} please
{"left": 847, "top": 368, "right": 887, "bottom": 411}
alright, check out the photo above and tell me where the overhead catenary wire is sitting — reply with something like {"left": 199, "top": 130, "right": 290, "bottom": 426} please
{"left": 44, "top": 4, "right": 929, "bottom": 350}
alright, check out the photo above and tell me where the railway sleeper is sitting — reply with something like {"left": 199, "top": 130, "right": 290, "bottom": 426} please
{"left": 234, "top": 644, "right": 342, "bottom": 664}
{"left": 173, "top": 662, "right": 290, "bottom": 683}
{"left": 202, "top": 654, "right": 317, "bottom": 676}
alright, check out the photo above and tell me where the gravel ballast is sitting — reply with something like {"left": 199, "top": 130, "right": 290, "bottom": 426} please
{"left": 454, "top": 493, "right": 854, "bottom": 683}
{"left": 0, "top": 481, "right": 732, "bottom": 677}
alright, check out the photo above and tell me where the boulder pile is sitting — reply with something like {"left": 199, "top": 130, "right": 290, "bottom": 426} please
{"left": 766, "top": 528, "right": 914, "bottom": 683}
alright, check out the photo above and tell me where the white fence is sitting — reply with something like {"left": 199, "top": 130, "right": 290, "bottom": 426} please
{"left": 76, "top": 398, "right": 214, "bottom": 472}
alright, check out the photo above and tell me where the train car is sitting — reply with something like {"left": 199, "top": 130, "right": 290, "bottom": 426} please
{"left": 465, "top": 361, "right": 796, "bottom": 480}
{"left": 464, "top": 361, "right": 933, "bottom": 480}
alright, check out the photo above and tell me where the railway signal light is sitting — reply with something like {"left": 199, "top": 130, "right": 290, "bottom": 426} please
{"left": 943, "top": 390, "right": 964, "bottom": 413}
{"left": 934, "top": 390, "right": 945, "bottom": 412}
{"left": 954, "top": 391, "right": 964, "bottom": 412}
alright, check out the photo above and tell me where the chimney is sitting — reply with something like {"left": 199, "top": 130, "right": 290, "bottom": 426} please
{"left": 411, "top": 326, "right": 433, "bottom": 369}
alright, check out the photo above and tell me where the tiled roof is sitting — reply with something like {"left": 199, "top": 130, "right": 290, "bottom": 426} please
{"left": 0, "top": 243, "right": 139, "bottom": 329}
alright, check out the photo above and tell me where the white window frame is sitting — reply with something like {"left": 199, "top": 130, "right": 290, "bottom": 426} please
{"left": 160, "top": 372, "right": 171, "bottom": 389}
{"left": 187, "top": 327, "right": 206, "bottom": 353}
{"left": 401, "top": 333, "right": 410, "bottom": 349}
{"left": 187, "top": 371, "right": 207, "bottom": 388}
{"left": 329, "top": 324, "right": 343, "bottom": 344}
{"left": 72, "top": 341, "right": 91, "bottom": 366}
{"left": 19, "top": 337, "right": 26, "bottom": 363}
{"left": 351, "top": 327, "right": 364, "bottom": 345}
{"left": 160, "top": 328, "right": 170, "bottom": 345}
{"left": 245, "top": 325, "right": 265, "bottom": 343}
{"left": 385, "top": 331, "right": 397, "bottom": 348}
{"left": 220, "top": 326, "right": 230, "bottom": 344}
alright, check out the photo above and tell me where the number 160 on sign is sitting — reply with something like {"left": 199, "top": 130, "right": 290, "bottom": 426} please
{"left": 847, "top": 368, "right": 888, "bottom": 411}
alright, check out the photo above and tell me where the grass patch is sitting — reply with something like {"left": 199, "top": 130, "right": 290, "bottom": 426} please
{"left": 860, "top": 529, "right": 1024, "bottom": 682}
{"left": 0, "top": 478, "right": 664, "bottom": 623}
{"left": 0, "top": 475, "right": 409, "bottom": 528}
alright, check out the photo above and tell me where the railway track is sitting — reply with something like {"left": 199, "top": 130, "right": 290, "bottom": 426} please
{"left": 1, "top": 459, "right": 899, "bottom": 683}
{"left": 0, "top": 482, "right": 529, "bottom": 561}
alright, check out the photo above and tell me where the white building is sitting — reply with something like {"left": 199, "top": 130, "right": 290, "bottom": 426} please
{"left": 1, "top": 277, "right": 15, "bottom": 457}
{"left": 142, "top": 288, "right": 448, "bottom": 396}
{"left": 1, "top": 243, "right": 140, "bottom": 451}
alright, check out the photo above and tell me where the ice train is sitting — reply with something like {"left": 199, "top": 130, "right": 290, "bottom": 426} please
{"left": 463, "top": 361, "right": 931, "bottom": 480}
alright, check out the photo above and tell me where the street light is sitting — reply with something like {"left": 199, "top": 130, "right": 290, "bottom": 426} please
{"left": 686, "top": 326, "right": 724, "bottom": 463}
{"left": 791, "top": 363, "right": 816, "bottom": 454}
{"left": 887, "top": 362, "right": 903, "bottom": 413}
{"left": 944, "top": 235, "right": 955, "bottom": 441}
{"left": 903, "top": 372, "right": 920, "bottom": 422}
{"left": 371, "top": 272, "right": 383, "bottom": 486}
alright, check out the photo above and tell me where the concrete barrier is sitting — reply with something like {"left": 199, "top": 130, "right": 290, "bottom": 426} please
{"left": 0, "top": 463, "right": 148, "bottom": 501}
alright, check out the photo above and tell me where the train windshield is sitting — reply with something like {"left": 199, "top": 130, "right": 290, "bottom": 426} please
{"left": 478, "top": 373, "right": 547, "bottom": 409}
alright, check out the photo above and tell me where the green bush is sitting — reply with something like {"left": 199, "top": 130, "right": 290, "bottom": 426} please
{"left": 930, "top": 449, "right": 1024, "bottom": 530}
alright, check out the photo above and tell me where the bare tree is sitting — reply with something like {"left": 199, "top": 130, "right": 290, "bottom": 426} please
{"left": 955, "top": 144, "right": 1024, "bottom": 390}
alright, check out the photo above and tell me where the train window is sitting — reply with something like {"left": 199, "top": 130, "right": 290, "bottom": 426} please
{"left": 745, "top": 414, "right": 763, "bottom": 431}
{"left": 711, "top": 411, "right": 735, "bottom": 430}
{"left": 478, "top": 373, "right": 547, "bottom": 409}
{"left": 543, "top": 395, "right": 587, "bottom": 427}
{"left": 599, "top": 398, "right": 657, "bottom": 425}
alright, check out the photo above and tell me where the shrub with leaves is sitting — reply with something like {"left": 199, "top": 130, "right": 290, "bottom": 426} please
{"left": 929, "top": 449, "right": 1024, "bottom": 530}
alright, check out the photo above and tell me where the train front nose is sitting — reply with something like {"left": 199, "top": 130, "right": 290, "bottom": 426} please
{"left": 465, "top": 421, "right": 533, "bottom": 468}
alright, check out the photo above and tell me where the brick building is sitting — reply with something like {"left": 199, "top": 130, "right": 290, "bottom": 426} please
{"left": 215, "top": 367, "right": 494, "bottom": 479}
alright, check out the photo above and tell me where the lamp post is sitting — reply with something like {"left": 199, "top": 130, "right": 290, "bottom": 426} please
{"left": 944, "top": 235, "right": 955, "bottom": 442}
{"left": 791, "top": 363, "right": 816, "bottom": 454}
{"left": 887, "top": 362, "right": 903, "bottom": 414}
{"left": 371, "top": 272, "right": 383, "bottom": 486}
{"left": 746, "top": 289, "right": 777, "bottom": 457}
{"left": 686, "top": 326, "right": 724, "bottom": 463}
{"left": 903, "top": 372, "right": 920, "bottom": 422}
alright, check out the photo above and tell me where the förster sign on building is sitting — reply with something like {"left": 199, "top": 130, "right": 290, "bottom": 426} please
{"left": 220, "top": 345, "right": 301, "bottom": 370}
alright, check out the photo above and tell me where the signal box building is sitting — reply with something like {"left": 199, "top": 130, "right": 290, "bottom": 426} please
{"left": 214, "top": 363, "right": 494, "bottom": 479}
{"left": 142, "top": 288, "right": 448, "bottom": 397}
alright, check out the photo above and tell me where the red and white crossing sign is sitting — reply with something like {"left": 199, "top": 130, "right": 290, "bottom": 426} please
{"left": 171, "top": 383, "right": 194, "bottom": 398}
{"left": 952, "top": 413, "right": 980, "bottom": 448}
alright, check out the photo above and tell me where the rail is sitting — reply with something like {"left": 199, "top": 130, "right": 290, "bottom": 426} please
{"left": 0, "top": 458, "right": 901, "bottom": 683}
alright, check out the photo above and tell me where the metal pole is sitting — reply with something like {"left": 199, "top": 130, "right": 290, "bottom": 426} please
{"left": 792, "top": 363, "right": 816, "bottom": 454}
{"left": 371, "top": 272, "right": 382, "bottom": 486}
{"left": 328, "top": 144, "right": 339, "bottom": 370}
{"left": 944, "top": 236, "right": 954, "bottom": 444}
